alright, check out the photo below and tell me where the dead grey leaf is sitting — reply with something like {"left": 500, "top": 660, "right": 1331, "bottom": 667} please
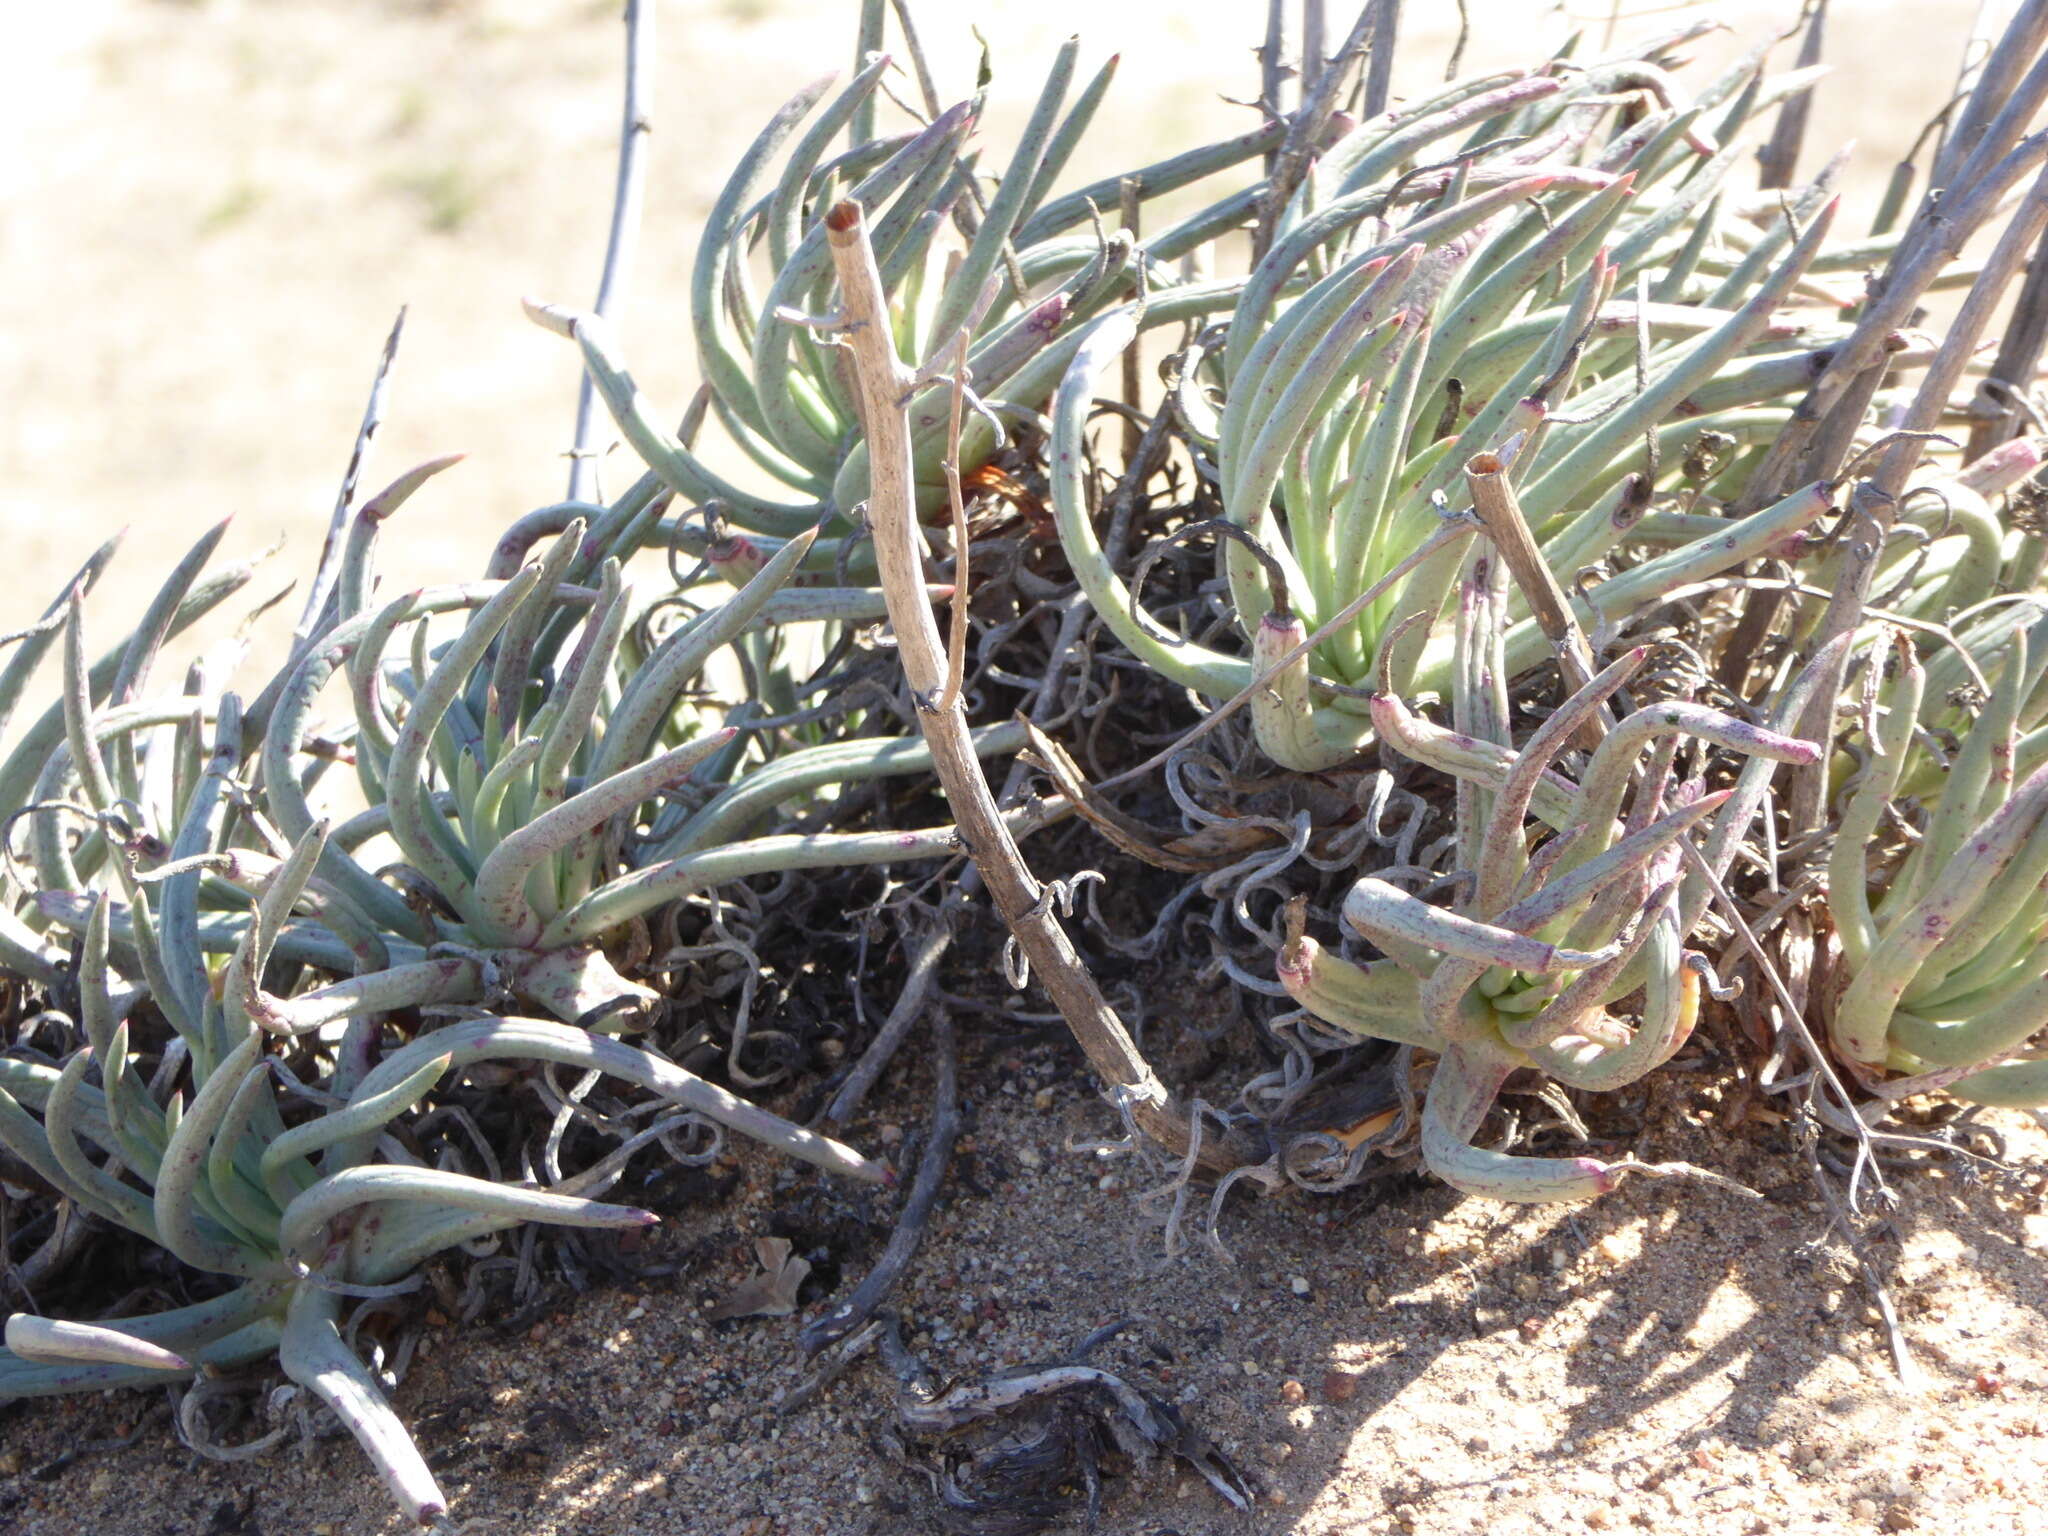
{"left": 705, "top": 1236, "right": 812, "bottom": 1322}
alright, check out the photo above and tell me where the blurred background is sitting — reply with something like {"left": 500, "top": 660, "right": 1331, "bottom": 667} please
{"left": 0, "top": 0, "right": 1991, "bottom": 628}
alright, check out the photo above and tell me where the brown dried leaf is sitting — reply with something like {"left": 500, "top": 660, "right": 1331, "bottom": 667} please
{"left": 1019, "top": 720, "right": 1244, "bottom": 873}
{"left": 1159, "top": 819, "right": 1287, "bottom": 862}
{"left": 705, "top": 1236, "right": 811, "bottom": 1322}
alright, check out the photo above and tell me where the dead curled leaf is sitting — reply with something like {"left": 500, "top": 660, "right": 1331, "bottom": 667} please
{"left": 1018, "top": 718, "right": 1370, "bottom": 873}
{"left": 706, "top": 1236, "right": 811, "bottom": 1322}
{"left": 1019, "top": 720, "right": 1227, "bottom": 873}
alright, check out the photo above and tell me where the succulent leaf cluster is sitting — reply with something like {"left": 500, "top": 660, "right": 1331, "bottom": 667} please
{"left": 1050, "top": 41, "right": 1866, "bottom": 772}
{"left": 1278, "top": 552, "right": 1823, "bottom": 1200}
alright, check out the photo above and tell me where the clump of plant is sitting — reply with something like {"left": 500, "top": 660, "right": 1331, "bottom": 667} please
{"left": 567, "top": 4, "right": 1289, "bottom": 540}
{"left": 0, "top": 531, "right": 900, "bottom": 1517}
{"left": 3, "top": 1, "right": 1287, "bottom": 1513}
{"left": 1821, "top": 628, "right": 2048, "bottom": 1109}
{"left": 1275, "top": 519, "right": 1823, "bottom": 1199}
{"left": 1033, "top": 0, "right": 2048, "bottom": 1219}
{"left": 249, "top": 484, "right": 1029, "bottom": 1033}
{"left": 1050, "top": 23, "right": 1863, "bottom": 771}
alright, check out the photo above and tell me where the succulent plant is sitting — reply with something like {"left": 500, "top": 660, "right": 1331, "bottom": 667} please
{"left": 1048, "top": 39, "right": 1892, "bottom": 772}
{"left": 12, "top": 1, "right": 2048, "bottom": 1524}
{"left": 1822, "top": 627, "right": 2048, "bottom": 1109}
{"left": 0, "top": 438, "right": 1034, "bottom": 1038}
{"left": 1275, "top": 535, "right": 1824, "bottom": 1201}
{"left": 561, "top": 21, "right": 1284, "bottom": 539}
{"left": 246, "top": 482, "right": 1035, "bottom": 1032}
{"left": 0, "top": 516, "right": 921, "bottom": 1518}
{"left": 0, "top": 859, "right": 883, "bottom": 1523}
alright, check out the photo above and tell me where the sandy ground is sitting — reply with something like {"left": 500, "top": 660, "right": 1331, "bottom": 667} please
{"left": 1, "top": 1053, "right": 2044, "bottom": 1536}
{"left": 4, "top": 1, "right": 2046, "bottom": 1533}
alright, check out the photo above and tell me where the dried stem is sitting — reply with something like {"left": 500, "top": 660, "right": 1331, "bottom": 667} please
{"left": 1465, "top": 451, "right": 1600, "bottom": 716}
{"left": 1361, "top": 0, "right": 1398, "bottom": 119}
{"left": 568, "top": 0, "right": 655, "bottom": 504}
{"left": 825, "top": 916, "right": 951, "bottom": 1125}
{"left": 801, "top": 1012, "right": 958, "bottom": 1356}
{"left": 930, "top": 330, "right": 973, "bottom": 716}
{"left": 1757, "top": 0, "right": 1827, "bottom": 191}
{"left": 1965, "top": 217, "right": 2048, "bottom": 459}
{"left": 824, "top": 199, "right": 1254, "bottom": 1173}
{"left": 1253, "top": 0, "right": 1383, "bottom": 261}
{"left": 297, "top": 309, "right": 405, "bottom": 649}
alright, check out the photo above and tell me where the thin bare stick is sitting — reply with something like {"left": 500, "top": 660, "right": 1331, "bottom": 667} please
{"left": 1361, "top": 0, "right": 1399, "bottom": 119}
{"left": 889, "top": 0, "right": 943, "bottom": 121}
{"left": 1259, "top": 0, "right": 1290, "bottom": 180}
{"left": 1873, "top": 158, "right": 2048, "bottom": 498}
{"left": 298, "top": 308, "right": 405, "bottom": 647}
{"left": 1781, "top": 483, "right": 1888, "bottom": 834}
{"left": 568, "top": 0, "right": 655, "bottom": 504}
{"left": 929, "top": 331, "right": 973, "bottom": 716}
{"left": 826, "top": 200, "right": 1255, "bottom": 1172}
{"left": 1253, "top": 0, "right": 1383, "bottom": 260}
{"left": 1757, "top": 0, "right": 1827, "bottom": 191}
{"left": 1465, "top": 451, "right": 1600, "bottom": 703}
{"left": 1300, "top": 0, "right": 1327, "bottom": 103}
{"left": 1677, "top": 838, "right": 1916, "bottom": 1382}
{"left": 1966, "top": 218, "right": 2048, "bottom": 458}
{"left": 802, "top": 1011, "right": 959, "bottom": 1356}
{"left": 826, "top": 917, "right": 951, "bottom": 1125}
{"left": 1679, "top": 842, "right": 1875, "bottom": 1174}
{"left": 1443, "top": 0, "right": 1470, "bottom": 81}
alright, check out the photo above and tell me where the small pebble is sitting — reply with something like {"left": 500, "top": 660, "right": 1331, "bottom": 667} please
{"left": 1323, "top": 1368, "right": 1359, "bottom": 1403}
{"left": 1031, "top": 1087, "right": 1054, "bottom": 1111}
{"left": 1289, "top": 1274, "right": 1311, "bottom": 1297}
{"left": 1851, "top": 1497, "right": 1879, "bottom": 1521}
{"left": 1279, "top": 1378, "right": 1306, "bottom": 1404}
{"left": 1241, "top": 1359, "right": 1260, "bottom": 1376}
{"left": 1016, "top": 1145, "right": 1042, "bottom": 1170}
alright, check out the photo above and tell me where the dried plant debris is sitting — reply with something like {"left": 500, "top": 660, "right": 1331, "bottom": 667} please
{"left": 704, "top": 1236, "right": 811, "bottom": 1322}
{"left": 876, "top": 1316, "right": 1252, "bottom": 1534}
